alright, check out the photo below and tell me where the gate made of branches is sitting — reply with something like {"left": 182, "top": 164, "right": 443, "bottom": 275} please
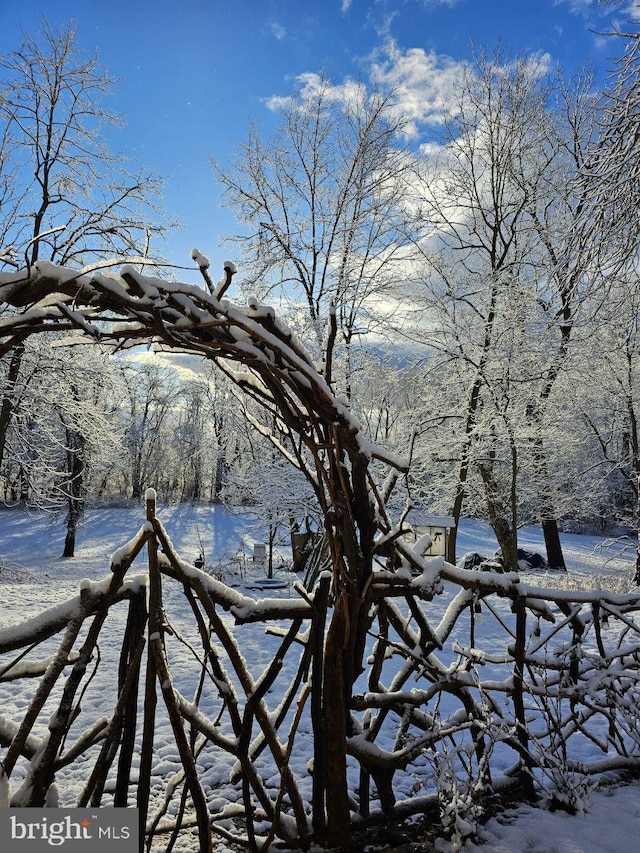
{"left": 0, "top": 261, "right": 640, "bottom": 851}
{"left": 1, "top": 495, "right": 640, "bottom": 852}
{"left": 1, "top": 492, "right": 330, "bottom": 851}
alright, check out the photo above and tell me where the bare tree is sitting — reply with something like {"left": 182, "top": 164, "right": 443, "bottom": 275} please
{"left": 513, "top": 66, "right": 605, "bottom": 570}
{"left": 577, "top": 261, "right": 640, "bottom": 583}
{"left": 582, "top": 10, "right": 640, "bottom": 271}
{"left": 0, "top": 18, "right": 171, "bottom": 494}
{"left": 0, "top": 339, "right": 121, "bottom": 555}
{"left": 410, "top": 49, "right": 549, "bottom": 568}
{"left": 0, "top": 19, "right": 167, "bottom": 270}
{"left": 116, "top": 361, "right": 181, "bottom": 501}
{"left": 408, "top": 49, "right": 602, "bottom": 569}
{"left": 213, "top": 73, "right": 422, "bottom": 398}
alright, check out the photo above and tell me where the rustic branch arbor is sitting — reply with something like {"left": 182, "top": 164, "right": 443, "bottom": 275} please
{"left": 1, "top": 261, "right": 640, "bottom": 851}
{"left": 0, "top": 258, "right": 417, "bottom": 848}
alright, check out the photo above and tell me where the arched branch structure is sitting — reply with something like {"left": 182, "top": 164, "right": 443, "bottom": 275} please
{"left": 0, "top": 259, "right": 413, "bottom": 847}
{"left": 3, "top": 262, "right": 640, "bottom": 852}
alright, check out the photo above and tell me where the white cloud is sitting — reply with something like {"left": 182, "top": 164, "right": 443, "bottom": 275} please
{"left": 553, "top": 0, "right": 596, "bottom": 13}
{"left": 265, "top": 71, "right": 367, "bottom": 113}
{"left": 369, "top": 40, "right": 466, "bottom": 137}
{"left": 265, "top": 41, "right": 552, "bottom": 142}
{"left": 617, "top": 1, "right": 640, "bottom": 21}
{"left": 341, "top": 0, "right": 352, "bottom": 12}
{"left": 551, "top": 0, "right": 639, "bottom": 20}
{"left": 271, "top": 22, "right": 286, "bottom": 41}
{"left": 524, "top": 51, "right": 552, "bottom": 78}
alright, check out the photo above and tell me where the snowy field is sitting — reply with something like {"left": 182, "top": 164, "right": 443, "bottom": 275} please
{"left": 0, "top": 503, "right": 639, "bottom": 852}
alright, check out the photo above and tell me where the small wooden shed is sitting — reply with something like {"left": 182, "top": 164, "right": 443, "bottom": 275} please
{"left": 413, "top": 515, "right": 456, "bottom": 560}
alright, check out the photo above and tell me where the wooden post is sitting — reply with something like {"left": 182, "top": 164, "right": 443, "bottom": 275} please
{"left": 115, "top": 587, "right": 147, "bottom": 806}
{"left": 311, "top": 574, "right": 330, "bottom": 841}
{"left": 138, "top": 489, "right": 160, "bottom": 851}
{"left": 513, "top": 597, "right": 536, "bottom": 800}
{"left": 322, "top": 603, "right": 351, "bottom": 848}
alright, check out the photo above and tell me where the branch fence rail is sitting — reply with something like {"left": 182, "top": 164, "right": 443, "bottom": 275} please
{"left": 0, "top": 494, "right": 638, "bottom": 851}
{"left": 0, "top": 261, "right": 639, "bottom": 850}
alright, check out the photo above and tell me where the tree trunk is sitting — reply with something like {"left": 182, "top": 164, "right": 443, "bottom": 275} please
{"left": 62, "top": 404, "right": 86, "bottom": 558}
{"left": 318, "top": 440, "right": 377, "bottom": 848}
{"left": 268, "top": 522, "right": 274, "bottom": 578}
{"left": 534, "top": 455, "right": 566, "bottom": 571}
{"left": 478, "top": 458, "right": 519, "bottom": 572}
{"left": 449, "top": 281, "right": 500, "bottom": 563}
{"left": 525, "top": 401, "right": 566, "bottom": 570}
{"left": 634, "top": 470, "right": 640, "bottom": 587}
{"left": 63, "top": 517, "right": 77, "bottom": 558}
{"left": 0, "top": 343, "right": 25, "bottom": 470}
{"left": 541, "top": 517, "right": 565, "bottom": 572}
{"left": 213, "top": 451, "right": 227, "bottom": 502}
{"left": 448, "top": 486, "right": 464, "bottom": 566}
{"left": 449, "top": 381, "right": 482, "bottom": 566}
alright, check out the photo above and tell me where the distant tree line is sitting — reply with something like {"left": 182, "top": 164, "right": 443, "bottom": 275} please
{"left": 1, "top": 15, "right": 639, "bottom": 579}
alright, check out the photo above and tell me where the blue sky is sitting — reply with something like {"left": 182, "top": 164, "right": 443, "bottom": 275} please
{"left": 1, "top": 0, "right": 636, "bottom": 282}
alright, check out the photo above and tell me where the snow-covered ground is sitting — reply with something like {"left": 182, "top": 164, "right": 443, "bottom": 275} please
{"left": 0, "top": 503, "right": 638, "bottom": 852}
{"left": 461, "top": 777, "right": 640, "bottom": 853}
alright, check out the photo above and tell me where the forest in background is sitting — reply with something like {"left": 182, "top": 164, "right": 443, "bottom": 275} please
{"left": 0, "top": 13, "right": 639, "bottom": 579}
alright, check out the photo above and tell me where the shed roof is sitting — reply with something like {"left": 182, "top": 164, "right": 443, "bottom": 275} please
{"left": 412, "top": 515, "right": 456, "bottom": 528}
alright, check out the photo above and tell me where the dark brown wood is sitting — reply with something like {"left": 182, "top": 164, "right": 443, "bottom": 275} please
{"left": 15, "top": 534, "right": 142, "bottom": 806}
{"left": 115, "top": 589, "right": 147, "bottom": 806}
{"left": 512, "top": 597, "right": 536, "bottom": 800}
{"left": 311, "top": 574, "right": 330, "bottom": 840}
{"left": 322, "top": 603, "right": 351, "bottom": 848}
{"left": 3, "top": 264, "right": 640, "bottom": 849}
{"left": 138, "top": 495, "right": 161, "bottom": 851}
{"left": 76, "top": 633, "right": 145, "bottom": 808}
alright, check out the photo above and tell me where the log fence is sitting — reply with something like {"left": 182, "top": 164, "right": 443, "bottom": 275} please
{"left": 0, "top": 494, "right": 639, "bottom": 851}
